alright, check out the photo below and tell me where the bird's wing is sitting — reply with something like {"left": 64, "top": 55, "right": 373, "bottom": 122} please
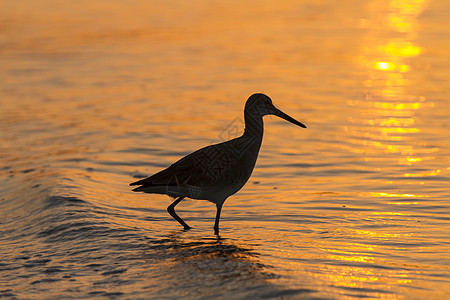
{"left": 130, "top": 140, "right": 248, "bottom": 188}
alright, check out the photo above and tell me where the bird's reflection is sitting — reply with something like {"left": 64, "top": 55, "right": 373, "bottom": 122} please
{"left": 152, "top": 230, "right": 262, "bottom": 265}
{"left": 144, "top": 231, "right": 313, "bottom": 299}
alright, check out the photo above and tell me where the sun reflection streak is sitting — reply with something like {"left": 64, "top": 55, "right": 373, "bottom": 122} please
{"left": 368, "top": 192, "right": 427, "bottom": 198}
{"left": 350, "top": 0, "right": 432, "bottom": 169}
{"left": 331, "top": 1, "right": 432, "bottom": 295}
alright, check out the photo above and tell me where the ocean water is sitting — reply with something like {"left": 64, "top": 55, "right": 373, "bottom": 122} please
{"left": 1, "top": 0, "right": 449, "bottom": 299}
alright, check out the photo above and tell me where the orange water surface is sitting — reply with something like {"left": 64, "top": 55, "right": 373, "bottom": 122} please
{"left": 1, "top": 0, "right": 449, "bottom": 299}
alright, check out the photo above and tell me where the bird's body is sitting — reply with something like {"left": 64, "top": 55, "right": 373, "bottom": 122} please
{"left": 130, "top": 93, "right": 306, "bottom": 234}
{"left": 131, "top": 129, "right": 262, "bottom": 203}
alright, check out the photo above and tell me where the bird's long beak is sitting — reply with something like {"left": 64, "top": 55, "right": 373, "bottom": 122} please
{"left": 273, "top": 107, "right": 307, "bottom": 128}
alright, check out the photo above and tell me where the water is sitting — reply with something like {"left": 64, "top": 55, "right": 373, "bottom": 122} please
{"left": 1, "top": 0, "right": 449, "bottom": 299}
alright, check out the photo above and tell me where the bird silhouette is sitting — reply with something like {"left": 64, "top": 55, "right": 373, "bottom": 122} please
{"left": 130, "top": 93, "right": 306, "bottom": 235}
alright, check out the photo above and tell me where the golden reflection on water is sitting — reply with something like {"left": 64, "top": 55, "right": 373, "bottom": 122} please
{"left": 353, "top": 0, "right": 446, "bottom": 194}
{"left": 347, "top": 0, "right": 440, "bottom": 198}
{"left": 327, "top": 1, "right": 436, "bottom": 296}
{"left": 352, "top": 0, "right": 433, "bottom": 169}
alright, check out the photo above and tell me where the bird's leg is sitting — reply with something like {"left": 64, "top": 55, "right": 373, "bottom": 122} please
{"left": 213, "top": 202, "right": 223, "bottom": 235}
{"left": 167, "top": 197, "right": 191, "bottom": 230}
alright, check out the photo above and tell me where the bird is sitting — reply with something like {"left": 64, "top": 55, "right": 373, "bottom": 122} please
{"left": 130, "top": 93, "right": 306, "bottom": 235}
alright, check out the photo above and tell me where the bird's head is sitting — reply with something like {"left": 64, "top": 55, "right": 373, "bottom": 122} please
{"left": 244, "top": 93, "right": 306, "bottom": 128}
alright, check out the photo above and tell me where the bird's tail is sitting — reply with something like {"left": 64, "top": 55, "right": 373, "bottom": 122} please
{"left": 130, "top": 182, "right": 166, "bottom": 193}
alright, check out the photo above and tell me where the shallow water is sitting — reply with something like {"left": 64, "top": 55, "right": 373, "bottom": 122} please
{"left": 1, "top": 0, "right": 449, "bottom": 299}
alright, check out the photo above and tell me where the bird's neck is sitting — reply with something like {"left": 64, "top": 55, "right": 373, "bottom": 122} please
{"left": 243, "top": 112, "right": 264, "bottom": 141}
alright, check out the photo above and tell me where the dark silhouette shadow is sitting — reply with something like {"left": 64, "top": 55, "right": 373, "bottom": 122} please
{"left": 130, "top": 94, "right": 306, "bottom": 235}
